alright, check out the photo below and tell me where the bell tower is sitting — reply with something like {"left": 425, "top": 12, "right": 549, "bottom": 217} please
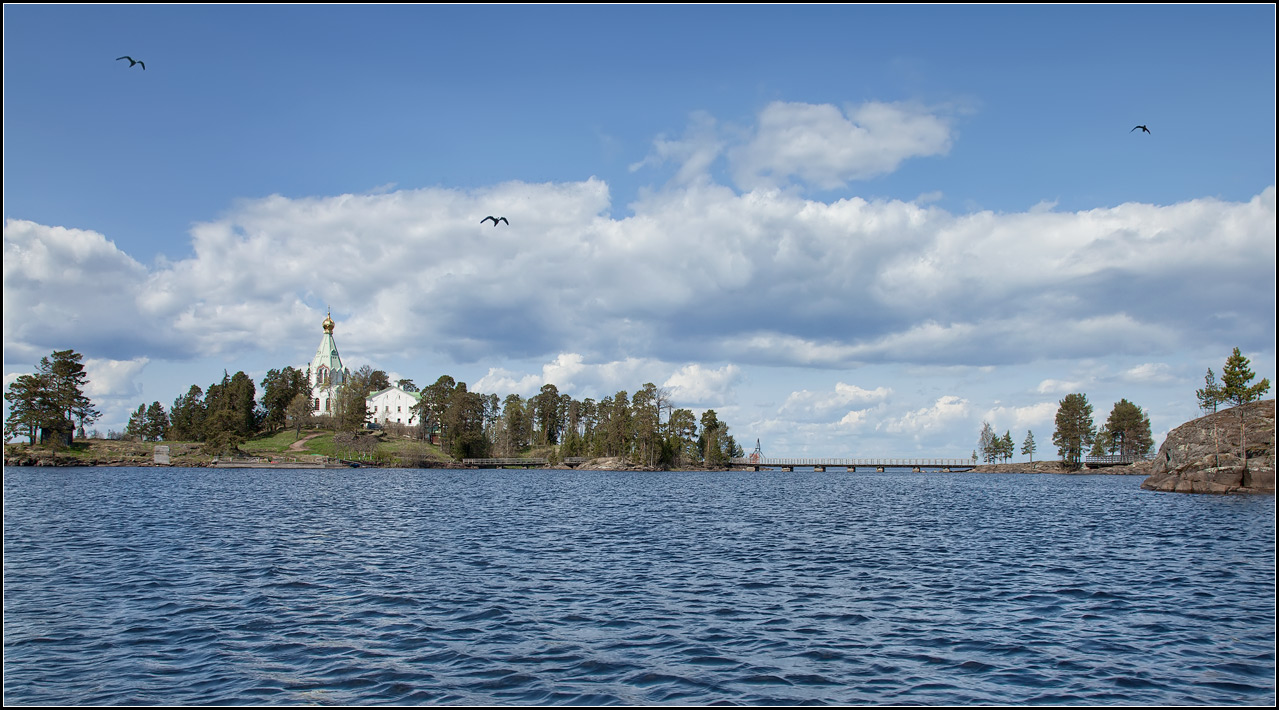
{"left": 306, "top": 309, "right": 345, "bottom": 416}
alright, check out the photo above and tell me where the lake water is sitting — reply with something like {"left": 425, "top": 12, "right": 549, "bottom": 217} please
{"left": 3, "top": 467, "right": 1274, "bottom": 705}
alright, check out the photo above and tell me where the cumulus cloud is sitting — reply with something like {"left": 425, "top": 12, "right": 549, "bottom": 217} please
{"left": 472, "top": 367, "right": 544, "bottom": 398}
{"left": 84, "top": 357, "right": 150, "bottom": 400}
{"left": 980, "top": 401, "right": 1058, "bottom": 435}
{"left": 729, "top": 101, "right": 954, "bottom": 190}
{"left": 3, "top": 220, "right": 155, "bottom": 363}
{"left": 663, "top": 363, "right": 742, "bottom": 405}
{"left": 878, "top": 395, "right": 971, "bottom": 437}
{"left": 837, "top": 409, "right": 871, "bottom": 430}
{"left": 4, "top": 178, "right": 1274, "bottom": 390}
{"left": 780, "top": 382, "right": 892, "bottom": 421}
{"left": 473, "top": 353, "right": 594, "bottom": 397}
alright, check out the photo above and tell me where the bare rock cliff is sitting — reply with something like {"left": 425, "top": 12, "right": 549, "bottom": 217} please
{"left": 1138, "top": 399, "right": 1275, "bottom": 494}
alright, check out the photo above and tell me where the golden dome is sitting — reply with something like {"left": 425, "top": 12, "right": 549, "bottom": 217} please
{"left": 322, "top": 310, "right": 335, "bottom": 334}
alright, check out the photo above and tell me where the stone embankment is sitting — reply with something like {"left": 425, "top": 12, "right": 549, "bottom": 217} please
{"left": 1138, "top": 399, "right": 1275, "bottom": 495}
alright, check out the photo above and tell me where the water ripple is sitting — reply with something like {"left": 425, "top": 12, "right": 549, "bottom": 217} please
{"left": 3, "top": 467, "right": 1274, "bottom": 705}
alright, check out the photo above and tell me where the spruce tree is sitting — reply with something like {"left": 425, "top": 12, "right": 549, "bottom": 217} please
{"left": 1021, "top": 430, "right": 1036, "bottom": 463}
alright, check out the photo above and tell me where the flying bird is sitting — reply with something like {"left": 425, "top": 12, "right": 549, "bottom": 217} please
{"left": 116, "top": 56, "right": 145, "bottom": 70}
{"left": 481, "top": 216, "right": 509, "bottom": 226}
{"left": 1131, "top": 125, "right": 1150, "bottom": 134}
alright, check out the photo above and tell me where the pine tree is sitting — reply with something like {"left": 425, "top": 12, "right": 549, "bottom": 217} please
{"left": 145, "top": 401, "right": 170, "bottom": 441}
{"left": 126, "top": 404, "right": 148, "bottom": 441}
{"left": 4, "top": 373, "right": 56, "bottom": 445}
{"left": 1196, "top": 368, "right": 1223, "bottom": 467}
{"left": 1053, "top": 393, "right": 1095, "bottom": 470}
{"left": 169, "top": 385, "right": 206, "bottom": 441}
{"left": 1103, "top": 399, "right": 1154, "bottom": 458}
{"left": 40, "top": 350, "right": 100, "bottom": 445}
{"left": 1219, "top": 348, "right": 1271, "bottom": 482}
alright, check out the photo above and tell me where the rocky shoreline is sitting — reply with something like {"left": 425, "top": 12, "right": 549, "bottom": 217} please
{"left": 970, "top": 460, "right": 1105, "bottom": 475}
{"left": 1137, "top": 399, "right": 1275, "bottom": 495}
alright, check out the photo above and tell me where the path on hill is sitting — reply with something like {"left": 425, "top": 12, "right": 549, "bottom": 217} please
{"left": 288, "top": 432, "right": 323, "bottom": 452}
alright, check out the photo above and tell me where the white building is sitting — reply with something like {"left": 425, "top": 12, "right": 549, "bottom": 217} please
{"left": 366, "top": 386, "right": 421, "bottom": 427}
{"left": 304, "top": 310, "right": 347, "bottom": 417}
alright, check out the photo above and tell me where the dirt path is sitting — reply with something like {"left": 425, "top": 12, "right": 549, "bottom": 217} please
{"left": 288, "top": 432, "right": 324, "bottom": 452}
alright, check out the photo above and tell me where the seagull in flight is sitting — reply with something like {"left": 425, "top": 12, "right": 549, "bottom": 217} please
{"left": 481, "top": 216, "right": 509, "bottom": 226}
{"left": 1131, "top": 125, "right": 1150, "bottom": 134}
{"left": 116, "top": 56, "right": 145, "bottom": 70}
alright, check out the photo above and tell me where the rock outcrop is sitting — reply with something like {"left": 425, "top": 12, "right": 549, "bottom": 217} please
{"left": 970, "top": 460, "right": 1071, "bottom": 474}
{"left": 1139, "top": 399, "right": 1275, "bottom": 494}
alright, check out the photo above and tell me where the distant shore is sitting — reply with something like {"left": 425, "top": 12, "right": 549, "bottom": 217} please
{"left": 967, "top": 460, "right": 1144, "bottom": 475}
{"left": 5, "top": 440, "right": 1139, "bottom": 474}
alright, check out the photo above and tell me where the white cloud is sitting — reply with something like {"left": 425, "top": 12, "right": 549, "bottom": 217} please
{"left": 1121, "top": 362, "right": 1177, "bottom": 384}
{"left": 629, "top": 110, "right": 725, "bottom": 185}
{"left": 878, "top": 395, "right": 971, "bottom": 436}
{"left": 780, "top": 382, "right": 891, "bottom": 421}
{"left": 663, "top": 363, "right": 742, "bottom": 405}
{"left": 472, "top": 367, "right": 543, "bottom": 398}
{"left": 729, "top": 101, "right": 954, "bottom": 190}
{"left": 84, "top": 357, "right": 150, "bottom": 400}
{"left": 1037, "top": 378, "right": 1087, "bottom": 395}
{"left": 980, "top": 401, "right": 1058, "bottom": 435}
{"left": 837, "top": 409, "right": 872, "bottom": 430}
{"left": 2, "top": 220, "right": 154, "bottom": 363}
{"left": 472, "top": 353, "right": 593, "bottom": 398}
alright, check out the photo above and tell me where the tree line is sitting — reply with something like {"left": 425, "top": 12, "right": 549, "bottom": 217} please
{"left": 424, "top": 380, "right": 743, "bottom": 467}
{"left": 977, "top": 425, "right": 1037, "bottom": 464}
{"left": 980, "top": 396, "right": 1156, "bottom": 469}
{"left": 983, "top": 347, "right": 1270, "bottom": 471}
{"left": 65, "top": 360, "right": 745, "bottom": 467}
{"left": 1049, "top": 395, "right": 1155, "bottom": 469}
{"left": 3, "top": 350, "right": 100, "bottom": 445}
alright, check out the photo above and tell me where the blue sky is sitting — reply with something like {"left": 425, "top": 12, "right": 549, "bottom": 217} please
{"left": 4, "top": 4, "right": 1275, "bottom": 457}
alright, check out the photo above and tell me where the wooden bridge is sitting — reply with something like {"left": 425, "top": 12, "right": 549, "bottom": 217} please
{"left": 462, "top": 457, "right": 592, "bottom": 469}
{"left": 729, "top": 457, "right": 975, "bottom": 472}
{"left": 1083, "top": 454, "right": 1153, "bottom": 468}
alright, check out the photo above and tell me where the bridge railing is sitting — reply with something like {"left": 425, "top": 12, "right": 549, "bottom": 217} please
{"left": 1083, "top": 454, "right": 1154, "bottom": 466}
{"left": 729, "top": 457, "right": 975, "bottom": 467}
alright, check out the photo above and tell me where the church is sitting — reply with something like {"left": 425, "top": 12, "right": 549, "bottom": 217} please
{"left": 302, "top": 311, "right": 420, "bottom": 427}
{"left": 304, "top": 310, "right": 346, "bottom": 417}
